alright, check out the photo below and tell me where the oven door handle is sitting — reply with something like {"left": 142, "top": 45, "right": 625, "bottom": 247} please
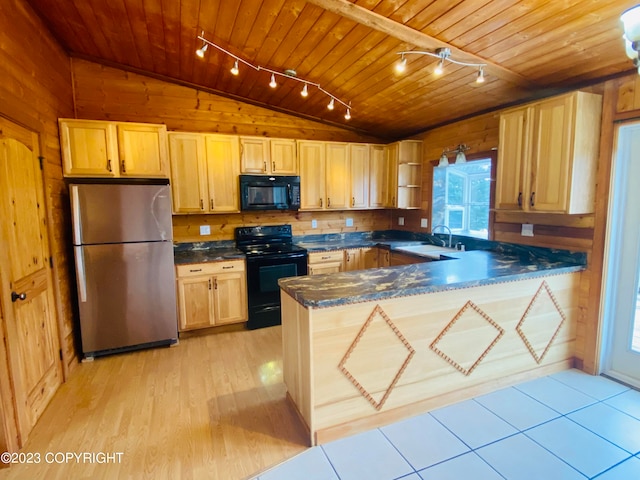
{"left": 245, "top": 252, "right": 308, "bottom": 262}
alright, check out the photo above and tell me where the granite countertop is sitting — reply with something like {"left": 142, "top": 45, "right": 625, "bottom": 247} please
{"left": 174, "top": 246, "right": 244, "bottom": 265}
{"left": 278, "top": 249, "right": 586, "bottom": 309}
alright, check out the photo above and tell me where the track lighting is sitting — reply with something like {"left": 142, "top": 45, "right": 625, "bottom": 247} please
{"left": 230, "top": 60, "right": 239, "bottom": 76}
{"left": 395, "top": 47, "right": 486, "bottom": 83}
{"left": 195, "top": 31, "right": 353, "bottom": 119}
{"left": 196, "top": 43, "right": 208, "bottom": 58}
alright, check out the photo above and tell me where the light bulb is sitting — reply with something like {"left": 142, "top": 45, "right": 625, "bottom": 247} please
{"left": 438, "top": 152, "right": 449, "bottom": 167}
{"left": 301, "top": 84, "right": 308, "bottom": 97}
{"left": 395, "top": 56, "right": 407, "bottom": 73}
{"left": 476, "top": 67, "right": 485, "bottom": 83}
{"left": 269, "top": 74, "right": 277, "bottom": 88}
{"left": 196, "top": 43, "right": 208, "bottom": 58}
{"left": 327, "top": 98, "right": 335, "bottom": 110}
{"left": 344, "top": 108, "right": 351, "bottom": 120}
{"left": 434, "top": 58, "right": 444, "bottom": 76}
{"left": 230, "top": 60, "right": 239, "bottom": 76}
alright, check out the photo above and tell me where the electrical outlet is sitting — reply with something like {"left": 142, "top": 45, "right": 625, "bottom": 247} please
{"left": 420, "top": 218, "right": 428, "bottom": 228}
{"left": 398, "top": 217, "right": 405, "bottom": 226}
{"left": 199, "top": 225, "right": 211, "bottom": 236}
{"left": 311, "top": 219, "right": 318, "bottom": 229}
{"left": 346, "top": 218, "right": 354, "bottom": 227}
{"left": 521, "top": 223, "right": 534, "bottom": 237}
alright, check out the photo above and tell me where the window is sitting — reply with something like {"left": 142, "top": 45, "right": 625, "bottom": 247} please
{"left": 432, "top": 158, "right": 492, "bottom": 239}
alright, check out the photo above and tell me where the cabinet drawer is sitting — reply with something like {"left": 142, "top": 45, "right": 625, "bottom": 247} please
{"left": 308, "top": 250, "right": 344, "bottom": 264}
{"left": 176, "top": 260, "right": 245, "bottom": 278}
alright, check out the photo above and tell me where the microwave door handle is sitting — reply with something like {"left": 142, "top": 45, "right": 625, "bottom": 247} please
{"left": 287, "top": 183, "right": 292, "bottom": 204}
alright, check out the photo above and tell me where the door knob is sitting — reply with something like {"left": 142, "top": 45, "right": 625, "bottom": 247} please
{"left": 11, "top": 291, "right": 26, "bottom": 302}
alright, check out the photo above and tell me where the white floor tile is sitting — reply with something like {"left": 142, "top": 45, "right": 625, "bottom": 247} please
{"left": 476, "top": 433, "right": 586, "bottom": 480}
{"left": 475, "top": 386, "right": 560, "bottom": 430}
{"left": 321, "top": 429, "right": 413, "bottom": 480}
{"left": 568, "top": 403, "right": 640, "bottom": 454}
{"left": 605, "top": 389, "right": 640, "bottom": 420}
{"left": 430, "top": 399, "right": 518, "bottom": 449}
{"left": 593, "top": 456, "right": 640, "bottom": 480}
{"left": 417, "top": 452, "right": 503, "bottom": 480}
{"left": 525, "top": 417, "right": 630, "bottom": 477}
{"left": 381, "top": 412, "right": 470, "bottom": 470}
{"left": 550, "top": 369, "right": 629, "bottom": 400}
{"left": 514, "top": 376, "right": 597, "bottom": 414}
{"left": 259, "top": 447, "right": 338, "bottom": 480}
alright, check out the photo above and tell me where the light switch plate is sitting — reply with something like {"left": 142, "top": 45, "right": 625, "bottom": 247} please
{"left": 521, "top": 223, "right": 534, "bottom": 237}
{"left": 311, "top": 219, "right": 318, "bottom": 229}
{"left": 398, "top": 217, "right": 405, "bottom": 226}
{"left": 346, "top": 218, "right": 354, "bottom": 227}
{"left": 420, "top": 218, "right": 428, "bottom": 228}
{"left": 199, "top": 225, "right": 211, "bottom": 236}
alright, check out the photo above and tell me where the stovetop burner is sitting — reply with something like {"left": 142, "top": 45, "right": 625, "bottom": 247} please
{"left": 235, "top": 224, "right": 306, "bottom": 257}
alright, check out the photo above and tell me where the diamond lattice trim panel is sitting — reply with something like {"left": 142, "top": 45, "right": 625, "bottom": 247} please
{"left": 430, "top": 301, "right": 504, "bottom": 376}
{"left": 516, "top": 280, "right": 566, "bottom": 364}
{"left": 339, "top": 304, "right": 415, "bottom": 411}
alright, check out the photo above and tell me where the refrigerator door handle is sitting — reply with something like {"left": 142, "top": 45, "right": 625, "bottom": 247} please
{"left": 71, "top": 185, "right": 82, "bottom": 245}
{"left": 74, "top": 246, "right": 88, "bottom": 303}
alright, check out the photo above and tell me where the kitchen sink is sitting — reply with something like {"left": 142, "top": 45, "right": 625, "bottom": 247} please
{"left": 395, "top": 244, "right": 459, "bottom": 259}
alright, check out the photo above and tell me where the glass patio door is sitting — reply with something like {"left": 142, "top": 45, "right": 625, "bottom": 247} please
{"left": 601, "top": 120, "right": 640, "bottom": 388}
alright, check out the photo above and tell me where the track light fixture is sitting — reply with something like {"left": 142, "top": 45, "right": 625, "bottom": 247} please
{"left": 621, "top": 5, "right": 640, "bottom": 75}
{"left": 395, "top": 47, "right": 486, "bottom": 82}
{"left": 438, "top": 144, "right": 470, "bottom": 167}
{"left": 195, "top": 31, "right": 352, "bottom": 119}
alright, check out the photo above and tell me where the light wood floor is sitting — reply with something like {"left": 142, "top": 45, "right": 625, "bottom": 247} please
{"left": 0, "top": 326, "right": 308, "bottom": 480}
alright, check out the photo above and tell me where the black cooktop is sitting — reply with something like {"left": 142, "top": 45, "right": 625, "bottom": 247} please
{"left": 238, "top": 243, "right": 307, "bottom": 256}
{"left": 235, "top": 224, "right": 306, "bottom": 257}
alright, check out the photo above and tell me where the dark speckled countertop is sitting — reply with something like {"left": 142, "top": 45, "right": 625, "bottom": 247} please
{"left": 278, "top": 249, "right": 586, "bottom": 309}
{"left": 174, "top": 246, "right": 244, "bottom": 265}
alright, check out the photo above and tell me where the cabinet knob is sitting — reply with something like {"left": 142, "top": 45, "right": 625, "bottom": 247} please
{"left": 327, "top": 197, "right": 331, "bottom": 207}
{"left": 319, "top": 198, "right": 323, "bottom": 207}
{"left": 517, "top": 192, "right": 523, "bottom": 208}
{"left": 107, "top": 159, "right": 112, "bottom": 172}
{"left": 11, "top": 291, "right": 27, "bottom": 302}
{"left": 200, "top": 199, "right": 204, "bottom": 210}
{"left": 530, "top": 192, "right": 535, "bottom": 207}
{"left": 121, "top": 160, "right": 126, "bottom": 173}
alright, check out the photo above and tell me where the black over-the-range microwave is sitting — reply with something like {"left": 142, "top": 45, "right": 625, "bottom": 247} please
{"left": 240, "top": 174, "right": 301, "bottom": 211}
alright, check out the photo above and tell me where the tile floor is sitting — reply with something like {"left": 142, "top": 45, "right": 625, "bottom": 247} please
{"left": 252, "top": 370, "right": 640, "bottom": 480}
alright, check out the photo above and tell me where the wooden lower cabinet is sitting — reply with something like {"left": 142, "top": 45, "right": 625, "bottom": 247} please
{"left": 310, "top": 247, "right": 388, "bottom": 274}
{"left": 176, "top": 260, "right": 247, "bottom": 331}
{"left": 308, "top": 250, "right": 344, "bottom": 275}
{"left": 389, "top": 251, "right": 425, "bottom": 266}
{"left": 344, "top": 248, "right": 362, "bottom": 271}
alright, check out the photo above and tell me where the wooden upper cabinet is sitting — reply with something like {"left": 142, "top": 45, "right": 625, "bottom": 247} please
{"left": 205, "top": 135, "right": 240, "bottom": 212}
{"left": 298, "top": 140, "right": 326, "bottom": 210}
{"left": 369, "top": 145, "right": 387, "bottom": 208}
{"left": 59, "top": 119, "right": 119, "bottom": 176}
{"left": 240, "top": 137, "right": 270, "bottom": 174}
{"left": 496, "top": 91, "right": 602, "bottom": 214}
{"left": 396, "top": 140, "right": 422, "bottom": 209}
{"left": 386, "top": 142, "right": 399, "bottom": 207}
{"left": 270, "top": 139, "right": 297, "bottom": 174}
{"left": 325, "top": 143, "right": 350, "bottom": 209}
{"left": 60, "top": 119, "right": 169, "bottom": 178}
{"left": 349, "top": 144, "right": 369, "bottom": 209}
{"left": 117, "top": 123, "right": 169, "bottom": 177}
{"left": 169, "top": 133, "right": 208, "bottom": 213}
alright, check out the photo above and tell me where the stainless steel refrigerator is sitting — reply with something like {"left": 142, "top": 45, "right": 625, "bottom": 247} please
{"left": 70, "top": 182, "right": 178, "bottom": 359}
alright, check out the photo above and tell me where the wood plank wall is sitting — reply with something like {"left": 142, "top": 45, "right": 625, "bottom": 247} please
{"left": 0, "top": 0, "right": 75, "bottom": 450}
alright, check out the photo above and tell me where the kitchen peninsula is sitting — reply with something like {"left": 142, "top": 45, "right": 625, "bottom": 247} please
{"left": 279, "top": 247, "right": 585, "bottom": 446}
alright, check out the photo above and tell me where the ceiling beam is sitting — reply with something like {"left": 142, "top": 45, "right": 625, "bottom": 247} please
{"left": 305, "top": 0, "right": 537, "bottom": 89}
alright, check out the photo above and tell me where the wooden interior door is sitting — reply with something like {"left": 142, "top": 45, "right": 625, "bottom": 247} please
{"left": 0, "top": 118, "right": 62, "bottom": 446}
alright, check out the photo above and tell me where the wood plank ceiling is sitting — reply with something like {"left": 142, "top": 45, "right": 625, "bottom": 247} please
{"left": 27, "top": 0, "right": 639, "bottom": 140}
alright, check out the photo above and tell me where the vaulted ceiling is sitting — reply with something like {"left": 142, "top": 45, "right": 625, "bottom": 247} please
{"left": 27, "top": 0, "right": 638, "bottom": 140}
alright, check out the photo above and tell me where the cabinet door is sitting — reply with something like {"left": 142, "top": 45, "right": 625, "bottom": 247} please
{"left": 529, "top": 96, "right": 572, "bottom": 212}
{"left": 240, "top": 137, "right": 270, "bottom": 173}
{"left": 344, "top": 249, "right": 362, "bottom": 271}
{"left": 177, "top": 276, "right": 215, "bottom": 331}
{"left": 299, "top": 141, "right": 326, "bottom": 210}
{"left": 349, "top": 144, "right": 369, "bottom": 208}
{"left": 326, "top": 143, "right": 350, "bottom": 209}
{"left": 496, "top": 107, "right": 532, "bottom": 210}
{"left": 59, "top": 120, "right": 118, "bottom": 177}
{"left": 378, "top": 248, "right": 390, "bottom": 267}
{"left": 389, "top": 251, "right": 424, "bottom": 266}
{"left": 308, "top": 262, "right": 342, "bottom": 275}
{"left": 205, "top": 134, "right": 240, "bottom": 212}
{"left": 362, "top": 248, "right": 379, "bottom": 269}
{"left": 212, "top": 272, "right": 247, "bottom": 325}
{"left": 117, "top": 124, "right": 168, "bottom": 177}
{"left": 271, "top": 139, "right": 297, "bottom": 174}
{"left": 169, "top": 133, "right": 208, "bottom": 213}
{"left": 386, "top": 142, "right": 399, "bottom": 207}
{"left": 369, "top": 145, "right": 387, "bottom": 208}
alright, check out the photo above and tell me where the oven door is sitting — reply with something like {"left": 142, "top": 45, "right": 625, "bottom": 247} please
{"left": 245, "top": 252, "right": 307, "bottom": 329}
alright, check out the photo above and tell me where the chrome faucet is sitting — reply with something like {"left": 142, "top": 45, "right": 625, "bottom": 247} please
{"left": 432, "top": 224, "right": 452, "bottom": 248}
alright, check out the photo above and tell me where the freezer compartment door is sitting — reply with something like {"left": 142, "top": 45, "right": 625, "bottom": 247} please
{"left": 71, "top": 183, "right": 172, "bottom": 244}
{"left": 74, "top": 242, "right": 177, "bottom": 354}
